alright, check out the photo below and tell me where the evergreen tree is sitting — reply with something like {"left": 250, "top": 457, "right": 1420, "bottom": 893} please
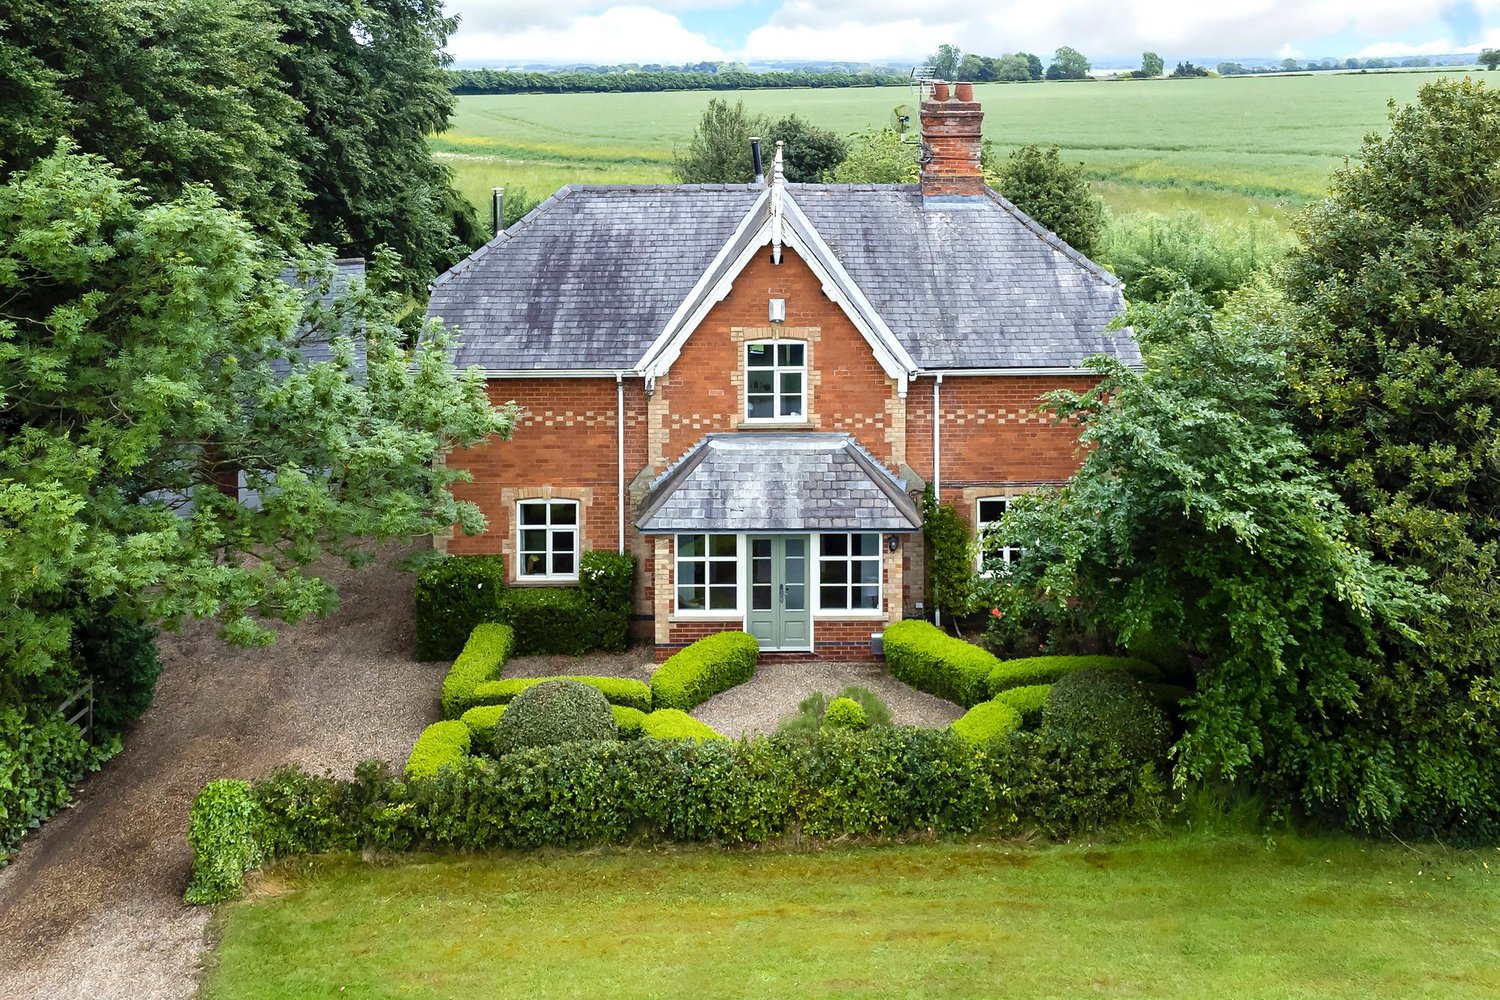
{"left": 992, "top": 144, "right": 1104, "bottom": 257}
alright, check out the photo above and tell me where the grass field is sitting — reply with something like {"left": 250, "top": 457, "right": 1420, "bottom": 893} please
{"left": 203, "top": 835, "right": 1500, "bottom": 998}
{"left": 436, "top": 70, "right": 1486, "bottom": 226}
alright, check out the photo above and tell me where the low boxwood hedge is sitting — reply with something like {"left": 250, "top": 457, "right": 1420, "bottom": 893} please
{"left": 992, "top": 684, "right": 1051, "bottom": 729}
{"left": 638, "top": 709, "right": 722, "bottom": 742}
{"left": 612, "top": 705, "right": 646, "bottom": 739}
{"left": 415, "top": 555, "right": 508, "bottom": 662}
{"left": 403, "top": 721, "right": 472, "bottom": 779}
{"left": 1045, "top": 669, "right": 1171, "bottom": 766}
{"left": 469, "top": 674, "right": 652, "bottom": 712}
{"left": 440, "top": 624, "right": 516, "bottom": 718}
{"left": 986, "top": 655, "right": 1162, "bottom": 697}
{"left": 650, "top": 631, "right": 758, "bottom": 711}
{"left": 882, "top": 619, "right": 998, "bottom": 707}
{"left": 823, "top": 697, "right": 869, "bottom": 730}
{"left": 459, "top": 705, "right": 507, "bottom": 755}
{"left": 951, "top": 700, "right": 1023, "bottom": 745}
{"left": 186, "top": 727, "right": 1166, "bottom": 903}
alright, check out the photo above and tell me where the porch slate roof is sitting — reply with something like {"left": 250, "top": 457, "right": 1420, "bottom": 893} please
{"left": 635, "top": 433, "right": 922, "bottom": 534}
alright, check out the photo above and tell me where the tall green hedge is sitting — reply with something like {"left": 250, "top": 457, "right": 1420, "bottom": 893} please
{"left": 986, "top": 655, "right": 1161, "bottom": 696}
{"left": 1, "top": 710, "right": 101, "bottom": 860}
{"left": 415, "top": 556, "right": 507, "bottom": 661}
{"left": 650, "top": 632, "right": 758, "bottom": 710}
{"left": 186, "top": 727, "right": 1166, "bottom": 902}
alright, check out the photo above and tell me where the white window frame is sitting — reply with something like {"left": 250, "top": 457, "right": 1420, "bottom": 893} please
{"left": 674, "top": 533, "right": 742, "bottom": 616}
{"left": 815, "top": 532, "right": 883, "bottom": 614}
{"left": 515, "top": 499, "right": 581, "bottom": 581}
{"left": 976, "top": 496, "right": 1022, "bottom": 574}
{"left": 743, "top": 340, "right": 807, "bottom": 423}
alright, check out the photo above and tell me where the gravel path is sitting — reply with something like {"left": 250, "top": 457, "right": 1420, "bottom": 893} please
{"left": 692, "top": 661, "right": 965, "bottom": 737}
{"left": 502, "top": 647, "right": 655, "bottom": 682}
{"left": 0, "top": 546, "right": 441, "bottom": 1000}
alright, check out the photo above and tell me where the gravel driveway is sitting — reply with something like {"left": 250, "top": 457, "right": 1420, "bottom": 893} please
{"left": 0, "top": 546, "right": 442, "bottom": 1000}
{"left": 692, "top": 661, "right": 965, "bottom": 737}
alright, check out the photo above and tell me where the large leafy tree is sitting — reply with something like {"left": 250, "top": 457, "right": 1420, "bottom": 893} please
{"left": 0, "top": 149, "right": 512, "bottom": 707}
{"left": 1045, "top": 46, "right": 1091, "bottom": 80}
{"left": 272, "top": 0, "right": 478, "bottom": 294}
{"left": 826, "top": 127, "right": 918, "bottom": 184}
{"left": 1284, "top": 78, "right": 1500, "bottom": 839}
{"left": 0, "top": 0, "right": 306, "bottom": 246}
{"left": 673, "top": 101, "right": 848, "bottom": 183}
{"left": 989, "top": 286, "right": 1435, "bottom": 828}
{"left": 991, "top": 144, "right": 1105, "bottom": 257}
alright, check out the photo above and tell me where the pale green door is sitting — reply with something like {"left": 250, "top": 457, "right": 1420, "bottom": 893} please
{"left": 746, "top": 535, "right": 811, "bottom": 651}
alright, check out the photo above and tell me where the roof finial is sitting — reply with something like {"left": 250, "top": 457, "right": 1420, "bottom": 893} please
{"left": 770, "top": 140, "right": 785, "bottom": 265}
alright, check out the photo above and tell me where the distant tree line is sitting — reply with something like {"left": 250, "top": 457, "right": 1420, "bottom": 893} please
{"left": 446, "top": 68, "right": 906, "bottom": 95}
{"left": 1218, "top": 55, "right": 1474, "bottom": 75}
{"left": 924, "top": 43, "right": 1091, "bottom": 82}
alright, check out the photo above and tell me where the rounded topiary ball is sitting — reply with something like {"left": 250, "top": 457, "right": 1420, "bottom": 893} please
{"left": 492, "top": 679, "right": 618, "bottom": 755}
{"left": 823, "top": 696, "right": 869, "bottom": 731}
{"left": 1043, "top": 668, "right": 1170, "bottom": 764}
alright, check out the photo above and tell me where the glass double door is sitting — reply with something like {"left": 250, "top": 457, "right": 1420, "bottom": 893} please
{"left": 745, "top": 535, "right": 810, "bottom": 651}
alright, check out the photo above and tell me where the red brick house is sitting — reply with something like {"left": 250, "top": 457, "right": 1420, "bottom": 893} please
{"left": 427, "top": 86, "right": 1135, "bottom": 659}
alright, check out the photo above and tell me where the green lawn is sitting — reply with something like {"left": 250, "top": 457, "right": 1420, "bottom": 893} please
{"left": 437, "top": 70, "right": 1486, "bottom": 225}
{"left": 204, "top": 835, "right": 1499, "bottom": 998}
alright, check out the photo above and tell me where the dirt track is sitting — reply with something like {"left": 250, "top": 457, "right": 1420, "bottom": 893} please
{"left": 0, "top": 547, "right": 442, "bottom": 999}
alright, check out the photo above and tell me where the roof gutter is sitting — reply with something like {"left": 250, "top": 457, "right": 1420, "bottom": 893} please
{"left": 481, "top": 369, "right": 643, "bottom": 379}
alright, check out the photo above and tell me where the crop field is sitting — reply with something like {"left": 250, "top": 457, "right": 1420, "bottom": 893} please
{"left": 435, "top": 69, "right": 1483, "bottom": 225}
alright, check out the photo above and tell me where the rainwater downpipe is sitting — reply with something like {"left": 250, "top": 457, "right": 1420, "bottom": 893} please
{"left": 932, "top": 373, "right": 943, "bottom": 628}
{"left": 616, "top": 372, "right": 626, "bottom": 554}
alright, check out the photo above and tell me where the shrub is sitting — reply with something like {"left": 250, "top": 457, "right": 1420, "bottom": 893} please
{"left": 440, "top": 623, "right": 515, "bottom": 718}
{"left": 951, "top": 700, "right": 1023, "bottom": 745}
{"left": 992, "top": 684, "right": 1051, "bottom": 728}
{"left": 470, "top": 675, "right": 652, "bottom": 712}
{"left": 404, "top": 721, "right": 472, "bottom": 779}
{"left": 579, "top": 550, "right": 635, "bottom": 652}
{"left": 498, "top": 587, "right": 605, "bottom": 656}
{"left": 612, "top": 705, "right": 646, "bottom": 739}
{"left": 493, "top": 680, "right": 617, "bottom": 755}
{"left": 1044, "top": 669, "right": 1171, "bottom": 765}
{"left": 414, "top": 555, "right": 507, "bottom": 661}
{"left": 0, "top": 710, "right": 100, "bottom": 859}
{"left": 986, "top": 655, "right": 1161, "bottom": 697}
{"left": 184, "top": 780, "right": 265, "bottom": 904}
{"left": 72, "top": 603, "right": 163, "bottom": 740}
{"left": 185, "top": 726, "right": 1167, "bottom": 902}
{"left": 778, "top": 686, "right": 893, "bottom": 738}
{"left": 650, "top": 631, "right": 758, "bottom": 711}
{"left": 459, "top": 705, "right": 507, "bottom": 755}
{"left": 1146, "top": 683, "right": 1195, "bottom": 707}
{"left": 823, "top": 697, "right": 869, "bottom": 730}
{"left": 639, "top": 709, "right": 722, "bottom": 742}
{"left": 883, "top": 619, "right": 998, "bottom": 707}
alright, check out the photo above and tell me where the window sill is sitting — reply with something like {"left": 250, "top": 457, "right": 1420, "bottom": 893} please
{"left": 512, "top": 577, "right": 579, "bottom": 587}
{"left": 668, "top": 612, "right": 743, "bottom": 622}
{"left": 813, "top": 611, "right": 887, "bottom": 621}
{"left": 737, "top": 420, "right": 814, "bottom": 430}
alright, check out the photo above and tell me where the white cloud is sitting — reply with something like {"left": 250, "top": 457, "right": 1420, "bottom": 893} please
{"left": 451, "top": 0, "right": 741, "bottom": 34}
{"left": 447, "top": 6, "right": 728, "bottom": 64}
{"left": 1356, "top": 29, "right": 1500, "bottom": 57}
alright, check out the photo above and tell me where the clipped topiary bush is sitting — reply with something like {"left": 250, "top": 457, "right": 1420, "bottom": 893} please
{"left": 459, "top": 705, "right": 507, "bottom": 756}
{"left": 992, "top": 684, "right": 1051, "bottom": 729}
{"left": 415, "top": 555, "right": 508, "bottom": 661}
{"left": 612, "top": 705, "right": 646, "bottom": 739}
{"left": 1044, "top": 669, "right": 1171, "bottom": 765}
{"left": 951, "top": 700, "right": 1023, "bottom": 745}
{"left": 405, "top": 721, "right": 473, "bottom": 779}
{"left": 184, "top": 779, "right": 266, "bottom": 904}
{"left": 638, "top": 709, "right": 723, "bottom": 742}
{"left": 986, "top": 655, "right": 1161, "bottom": 697}
{"left": 470, "top": 674, "right": 652, "bottom": 712}
{"left": 440, "top": 623, "right": 516, "bottom": 718}
{"left": 823, "top": 697, "right": 869, "bottom": 730}
{"left": 650, "top": 631, "right": 758, "bottom": 711}
{"left": 492, "top": 680, "right": 618, "bottom": 755}
{"left": 579, "top": 551, "right": 636, "bottom": 652}
{"left": 883, "top": 619, "right": 998, "bottom": 707}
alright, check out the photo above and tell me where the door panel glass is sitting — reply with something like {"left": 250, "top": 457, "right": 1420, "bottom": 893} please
{"left": 784, "top": 583, "right": 805, "bottom": 611}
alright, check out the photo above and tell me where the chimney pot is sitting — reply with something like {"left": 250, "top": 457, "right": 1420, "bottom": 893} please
{"left": 930, "top": 81, "right": 950, "bottom": 102}
{"left": 954, "top": 81, "right": 974, "bottom": 102}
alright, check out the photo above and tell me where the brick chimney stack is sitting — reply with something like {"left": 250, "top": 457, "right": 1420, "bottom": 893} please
{"left": 919, "top": 81, "right": 984, "bottom": 197}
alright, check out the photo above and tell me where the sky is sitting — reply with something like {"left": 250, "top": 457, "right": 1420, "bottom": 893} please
{"left": 445, "top": 1, "right": 1500, "bottom": 67}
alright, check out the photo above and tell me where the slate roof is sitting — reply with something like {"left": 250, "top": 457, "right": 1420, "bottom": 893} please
{"left": 275, "top": 258, "right": 367, "bottom": 379}
{"left": 636, "top": 433, "right": 923, "bottom": 534}
{"left": 427, "top": 183, "right": 1135, "bottom": 372}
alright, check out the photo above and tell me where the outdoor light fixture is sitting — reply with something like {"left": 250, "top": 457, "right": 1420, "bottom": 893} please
{"left": 888, "top": 535, "right": 899, "bottom": 553}
{"left": 768, "top": 298, "right": 786, "bottom": 324}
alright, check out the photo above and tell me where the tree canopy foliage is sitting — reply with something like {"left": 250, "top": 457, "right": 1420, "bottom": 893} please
{"left": 0, "top": 147, "right": 511, "bottom": 713}
{"left": 1100, "top": 210, "right": 1290, "bottom": 306}
{"left": 1284, "top": 78, "right": 1500, "bottom": 839}
{"left": 672, "top": 99, "right": 848, "bottom": 184}
{"left": 825, "top": 128, "right": 919, "bottom": 184}
{"left": 0, "top": 0, "right": 475, "bottom": 295}
{"left": 446, "top": 68, "right": 904, "bottom": 95}
{"left": 1140, "top": 52, "right": 1165, "bottom": 77}
{"left": 1046, "top": 47, "right": 1092, "bottom": 81}
{"left": 991, "top": 144, "right": 1105, "bottom": 257}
